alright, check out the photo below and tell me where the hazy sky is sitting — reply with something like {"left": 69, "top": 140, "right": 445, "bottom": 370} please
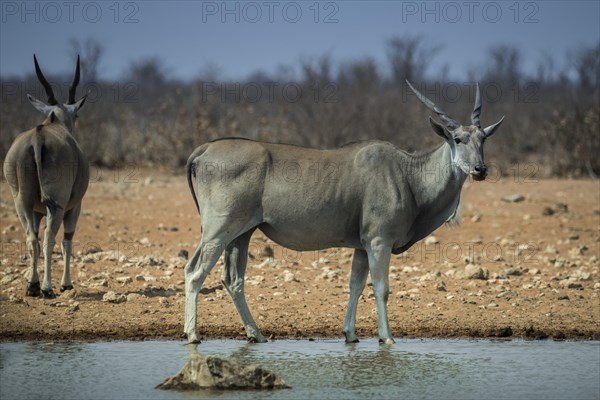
{"left": 1, "top": 1, "right": 598, "bottom": 81}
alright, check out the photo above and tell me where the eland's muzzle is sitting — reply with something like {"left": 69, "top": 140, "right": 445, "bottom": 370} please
{"left": 471, "top": 164, "right": 487, "bottom": 181}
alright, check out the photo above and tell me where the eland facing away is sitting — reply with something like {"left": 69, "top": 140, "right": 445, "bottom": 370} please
{"left": 3, "top": 55, "right": 89, "bottom": 299}
{"left": 184, "top": 81, "right": 504, "bottom": 344}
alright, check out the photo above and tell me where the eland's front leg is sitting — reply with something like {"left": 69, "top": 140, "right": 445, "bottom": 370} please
{"left": 342, "top": 249, "right": 369, "bottom": 343}
{"left": 184, "top": 241, "right": 224, "bottom": 344}
{"left": 366, "top": 238, "right": 394, "bottom": 344}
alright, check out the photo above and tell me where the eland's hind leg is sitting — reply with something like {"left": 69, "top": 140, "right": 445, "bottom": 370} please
{"left": 15, "top": 203, "right": 43, "bottom": 297}
{"left": 60, "top": 204, "right": 81, "bottom": 292}
{"left": 184, "top": 237, "right": 230, "bottom": 344}
{"left": 221, "top": 229, "right": 267, "bottom": 343}
{"left": 184, "top": 216, "right": 261, "bottom": 344}
{"left": 342, "top": 249, "right": 369, "bottom": 343}
{"left": 41, "top": 205, "right": 65, "bottom": 299}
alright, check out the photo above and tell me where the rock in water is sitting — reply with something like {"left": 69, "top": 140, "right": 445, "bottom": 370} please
{"left": 157, "top": 353, "right": 290, "bottom": 390}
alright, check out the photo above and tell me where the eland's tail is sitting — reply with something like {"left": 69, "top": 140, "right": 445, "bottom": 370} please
{"left": 33, "top": 124, "right": 61, "bottom": 212}
{"left": 186, "top": 146, "right": 208, "bottom": 215}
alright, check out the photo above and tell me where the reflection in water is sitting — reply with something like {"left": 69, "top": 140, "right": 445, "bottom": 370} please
{"left": 341, "top": 343, "right": 406, "bottom": 388}
{"left": 1, "top": 339, "right": 599, "bottom": 400}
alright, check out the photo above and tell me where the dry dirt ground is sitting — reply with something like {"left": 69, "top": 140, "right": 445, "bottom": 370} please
{"left": 0, "top": 167, "right": 599, "bottom": 342}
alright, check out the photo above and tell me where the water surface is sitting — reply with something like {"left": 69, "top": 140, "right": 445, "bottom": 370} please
{"left": 1, "top": 339, "right": 598, "bottom": 400}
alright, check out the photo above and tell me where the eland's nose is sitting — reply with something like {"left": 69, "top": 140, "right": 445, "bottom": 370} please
{"left": 473, "top": 164, "right": 487, "bottom": 176}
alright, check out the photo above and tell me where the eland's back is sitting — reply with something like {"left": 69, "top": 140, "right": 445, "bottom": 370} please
{"left": 187, "top": 138, "right": 410, "bottom": 252}
{"left": 4, "top": 121, "right": 88, "bottom": 214}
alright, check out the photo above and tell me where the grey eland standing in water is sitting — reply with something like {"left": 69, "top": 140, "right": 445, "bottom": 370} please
{"left": 3, "top": 55, "right": 89, "bottom": 299}
{"left": 183, "top": 81, "right": 504, "bottom": 344}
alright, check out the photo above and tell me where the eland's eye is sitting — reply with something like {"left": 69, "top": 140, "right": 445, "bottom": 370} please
{"left": 454, "top": 137, "right": 461, "bottom": 144}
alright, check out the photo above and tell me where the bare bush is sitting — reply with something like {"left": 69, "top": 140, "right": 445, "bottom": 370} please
{"left": 1, "top": 39, "right": 598, "bottom": 178}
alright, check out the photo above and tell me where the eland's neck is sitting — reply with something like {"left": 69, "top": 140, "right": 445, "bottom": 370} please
{"left": 404, "top": 142, "right": 467, "bottom": 223}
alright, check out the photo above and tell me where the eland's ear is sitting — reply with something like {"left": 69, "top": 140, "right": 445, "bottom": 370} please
{"left": 483, "top": 116, "right": 505, "bottom": 138}
{"left": 428, "top": 116, "right": 449, "bottom": 140}
{"left": 27, "top": 94, "right": 54, "bottom": 116}
{"left": 66, "top": 95, "right": 87, "bottom": 114}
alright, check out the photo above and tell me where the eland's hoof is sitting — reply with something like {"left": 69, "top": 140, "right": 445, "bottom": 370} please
{"left": 60, "top": 285, "right": 74, "bottom": 292}
{"left": 343, "top": 332, "right": 360, "bottom": 343}
{"left": 248, "top": 335, "right": 268, "bottom": 344}
{"left": 26, "top": 282, "right": 41, "bottom": 297}
{"left": 379, "top": 337, "right": 395, "bottom": 345}
{"left": 41, "top": 289, "right": 56, "bottom": 299}
{"left": 186, "top": 333, "right": 201, "bottom": 344}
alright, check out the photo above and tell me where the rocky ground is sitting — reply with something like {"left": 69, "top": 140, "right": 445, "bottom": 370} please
{"left": 0, "top": 168, "right": 598, "bottom": 341}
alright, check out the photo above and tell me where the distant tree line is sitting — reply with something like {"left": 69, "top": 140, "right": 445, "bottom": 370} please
{"left": 1, "top": 36, "right": 598, "bottom": 178}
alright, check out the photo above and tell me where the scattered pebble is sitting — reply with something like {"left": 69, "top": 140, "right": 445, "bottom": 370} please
{"left": 0, "top": 275, "right": 16, "bottom": 285}
{"left": 424, "top": 236, "right": 439, "bottom": 245}
{"left": 319, "top": 268, "right": 339, "bottom": 281}
{"left": 542, "top": 207, "right": 555, "bottom": 216}
{"left": 8, "top": 294, "right": 24, "bottom": 304}
{"left": 132, "top": 255, "right": 164, "bottom": 267}
{"left": 496, "top": 290, "right": 515, "bottom": 299}
{"left": 544, "top": 245, "right": 558, "bottom": 254}
{"left": 543, "top": 203, "right": 569, "bottom": 216}
{"left": 420, "top": 271, "right": 442, "bottom": 281}
{"left": 458, "top": 264, "right": 489, "bottom": 280}
{"left": 569, "top": 245, "right": 588, "bottom": 258}
{"left": 246, "top": 275, "right": 265, "bottom": 286}
{"left": 435, "top": 281, "right": 447, "bottom": 292}
{"left": 501, "top": 194, "right": 525, "bottom": 203}
{"left": 283, "top": 270, "right": 298, "bottom": 283}
{"left": 68, "top": 302, "right": 80, "bottom": 313}
{"left": 142, "top": 286, "right": 176, "bottom": 297}
{"left": 89, "top": 279, "right": 108, "bottom": 288}
{"left": 178, "top": 249, "right": 189, "bottom": 260}
{"left": 116, "top": 276, "right": 133, "bottom": 285}
{"left": 505, "top": 267, "right": 525, "bottom": 276}
{"left": 102, "top": 291, "right": 127, "bottom": 304}
{"left": 528, "top": 268, "right": 540, "bottom": 275}
{"left": 158, "top": 297, "right": 170, "bottom": 307}
{"left": 127, "top": 293, "right": 141, "bottom": 302}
